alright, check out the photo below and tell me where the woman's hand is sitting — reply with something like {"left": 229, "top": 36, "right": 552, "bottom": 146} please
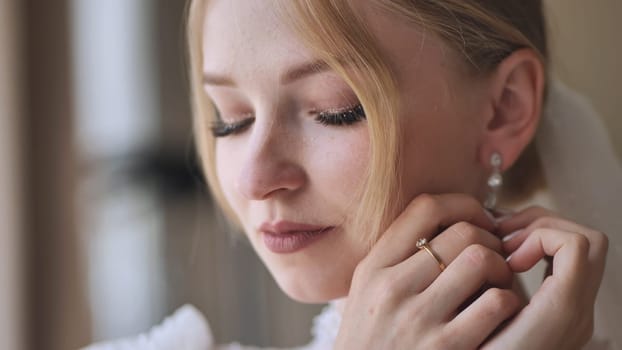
{"left": 482, "top": 206, "right": 609, "bottom": 350}
{"left": 335, "top": 193, "right": 521, "bottom": 350}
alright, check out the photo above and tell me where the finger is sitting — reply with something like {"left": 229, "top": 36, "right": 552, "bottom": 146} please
{"left": 446, "top": 288, "right": 521, "bottom": 349}
{"left": 424, "top": 245, "right": 513, "bottom": 319}
{"left": 505, "top": 228, "right": 591, "bottom": 293}
{"left": 495, "top": 205, "right": 563, "bottom": 238}
{"left": 479, "top": 297, "right": 567, "bottom": 350}
{"left": 366, "top": 193, "right": 496, "bottom": 269}
{"left": 396, "top": 222, "right": 502, "bottom": 293}
{"left": 502, "top": 215, "right": 606, "bottom": 258}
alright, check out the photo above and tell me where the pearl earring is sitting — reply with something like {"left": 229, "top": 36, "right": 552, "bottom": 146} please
{"left": 484, "top": 152, "right": 503, "bottom": 209}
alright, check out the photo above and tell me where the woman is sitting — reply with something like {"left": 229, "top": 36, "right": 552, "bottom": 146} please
{"left": 87, "top": 0, "right": 621, "bottom": 349}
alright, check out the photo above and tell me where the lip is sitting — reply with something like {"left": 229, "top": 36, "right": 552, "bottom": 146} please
{"left": 258, "top": 221, "right": 335, "bottom": 254}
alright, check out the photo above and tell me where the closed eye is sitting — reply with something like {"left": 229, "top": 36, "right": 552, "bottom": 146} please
{"left": 314, "top": 103, "right": 366, "bottom": 126}
{"left": 211, "top": 103, "right": 365, "bottom": 137}
{"left": 210, "top": 117, "right": 254, "bottom": 137}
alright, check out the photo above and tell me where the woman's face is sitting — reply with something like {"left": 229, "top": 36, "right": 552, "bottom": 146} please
{"left": 202, "top": 0, "right": 490, "bottom": 302}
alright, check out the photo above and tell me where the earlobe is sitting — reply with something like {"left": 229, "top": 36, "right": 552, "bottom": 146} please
{"left": 479, "top": 48, "right": 545, "bottom": 172}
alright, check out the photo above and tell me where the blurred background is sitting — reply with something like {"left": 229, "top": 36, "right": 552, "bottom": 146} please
{"left": 0, "top": 0, "right": 620, "bottom": 349}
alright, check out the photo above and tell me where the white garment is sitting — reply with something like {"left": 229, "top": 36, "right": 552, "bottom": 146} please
{"left": 85, "top": 81, "right": 622, "bottom": 350}
{"left": 536, "top": 80, "right": 622, "bottom": 350}
{"left": 82, "top": 296, "right": 615, "bottom": 350}
{"left": 83, "top": 305, "right": 213, "bottom": 350}
{"left": 83, "top": 303, "right": 340, "bottom": 350}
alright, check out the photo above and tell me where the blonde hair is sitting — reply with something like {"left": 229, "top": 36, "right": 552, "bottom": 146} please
{"left": 187, "top": 0, "right": 548, "bottom": 247}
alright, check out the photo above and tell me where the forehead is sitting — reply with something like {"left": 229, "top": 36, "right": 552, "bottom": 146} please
{"left": 202, "top": 0, "right": 313, "bottom": 78}
{"left": 201, "top": 0, "right": 455, "bottom": 88}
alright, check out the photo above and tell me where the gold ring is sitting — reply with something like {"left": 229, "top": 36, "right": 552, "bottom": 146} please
{"left": 416, "top": 238, "right": 446, "bottom": 272}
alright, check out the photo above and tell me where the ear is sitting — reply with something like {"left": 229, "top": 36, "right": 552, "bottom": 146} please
{"left": 478, "top": 48, "right": 545, "bottom": 172}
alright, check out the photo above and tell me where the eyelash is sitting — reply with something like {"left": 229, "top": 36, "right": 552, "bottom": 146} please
{"left": 210, "top": 117, "right": 254, "bottom": 138}
{"left": 210, "top": 103, "right": 366, "bottom": 137}
{"left": 314, "top": 103, "right": 366, "bottom": 126}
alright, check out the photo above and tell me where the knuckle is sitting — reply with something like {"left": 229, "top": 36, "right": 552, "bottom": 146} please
{"left": 464, "top": 195, "right": 482, "bottom": 209}
{"left": 485, "top": 288, "right": 517, "bottom": 312}
{"left": 461, "top": 244, "right": 492, "bottom": 266}
{"left": 449, "top": 221, "right": 481, "bottom": 246}
{"left": 531, "top": 216, "right": 557, "bottom": 229}
{"left": 455, "top": 193, "right": 481, "bottom": 210}
{"left": 569, "top": 233, "right": 590, "bottom": 256}
{"left": 593, "top": 231, "right": 609, "bottom": 255}
{"left": 410, "top": 193, "right": 442, "bottom": 216}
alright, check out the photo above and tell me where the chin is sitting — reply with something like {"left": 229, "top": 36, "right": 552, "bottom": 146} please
{"left": 248, "top": 226, "right": 365, "bottom": 303}
{"left": 269, "top": 266, "right": 352, "bottom": 304}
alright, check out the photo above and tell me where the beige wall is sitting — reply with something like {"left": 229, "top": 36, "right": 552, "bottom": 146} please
{"left": 0, "top": 0, "right": 24, "bottom": 348}
{"left": 547, "top": 1, "right": 622, "bottom": 159}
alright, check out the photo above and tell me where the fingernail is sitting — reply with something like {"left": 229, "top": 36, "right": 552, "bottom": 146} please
{"left": 505, "top": 254, "right": 512, "bottom": 262}
{"left": 485, "top": 207, "right": 515, "bottom": 224}
{"left": 483, "top": 208, "right": 496, "bottom": 222}
{"left": 493, "top": 207, "right": 515, "bottom": 215}
{"left": 502, "top": 229, "right": 523, "bottom": 242}
{"left": 494, "top": 214, "right": 513, "bottom": 224}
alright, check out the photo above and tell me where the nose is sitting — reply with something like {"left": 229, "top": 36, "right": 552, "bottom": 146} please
{"left": 235, "top": 122, "right": 306, "bottom": 201}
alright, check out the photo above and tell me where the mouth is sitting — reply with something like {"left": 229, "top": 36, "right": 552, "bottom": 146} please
{"left": 258, "top": 221, "right": 335, "bottom": 254}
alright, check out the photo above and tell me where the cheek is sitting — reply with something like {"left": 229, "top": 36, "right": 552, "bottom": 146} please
{"left": 306, "top": 127, "right": 370, "bottom": 203}
{"left": 212, "top": 125, "right": 370, "bottom": 218}
{"left": 214, "top": 141, "right": 244, "bottom": 211}
{"left": 398, "top": 100, "right": 482, "bottom": 199}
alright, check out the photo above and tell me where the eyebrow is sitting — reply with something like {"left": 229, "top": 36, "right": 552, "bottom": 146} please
{"left": 202, "top": 59, "right": 331, "bottom": 87}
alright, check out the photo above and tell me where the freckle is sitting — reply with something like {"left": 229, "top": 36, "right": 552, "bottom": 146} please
{"left": 367, "top": 306, "right": 375, "bottom": 316}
